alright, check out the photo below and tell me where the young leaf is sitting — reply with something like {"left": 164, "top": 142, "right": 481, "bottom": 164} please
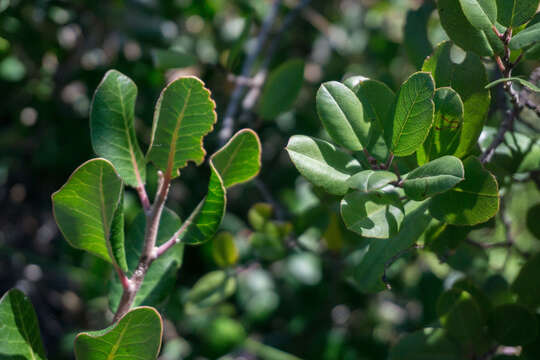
{"left": 52, "top": 158, "right": 123, "bottom": 264}
{"left": 181, "top": 129, "right": 261, "bottom": 245}
{"left": 417, "top": 87, "right": 464, "bottom": 164}
{"left": 485, "top": 77, "right": 540, "bottom": 92}
{"left": 340, "top": 190, "right": 404, "bottom": 239}
{"left": 437, "top": 0, "right": 495, "bottom": 56}
{"left": 496, "top": 0, "right": 540, "bottom": 27}
{"left": 0, "top": 289, "right": 47, "bottom": 360}
{"left": 212, "top": 232, "right": 239, "bottom": 267}
{"left": 350, "top": 200, "right": 432, "bottom": 292}
{"left": 185, "top": 270, "right": 237, "bottom": 309}
{"left": 509, "top": 22, "right": 540, "bottom": 50}
{"left": 147, "top": 76, "right": 217, "bottom": 178}
{"left": 423, "top": 41, "right": 491, "bottom": 158}
{"left": 458, "top": 0, "right": 497, "bottom": 32}
{"left": 109, "top": 208, "right": 183, "bottom": 311}
{"left": 488, "top": 304, "right": 538, "bottom": 346}
{"left": 386, "top": 72, "right": 435, "bottom": 157}
{"left": 403, "top": 156, "right": 465, "bottom": 201}
{"left": 316, "top": 81, "right": 369, "bottom": 151}
{"left": 90, "top": 70, "right": 146, "bottom": 187}
{"left": 286, "top": 135, "right": 362, "bottom": 196}
{"left": 346, "top": 170, "right": 398, "bottom": 193}
{"left": 258, "top": 59, "right": 304, "bottom": 119}
{"left": 429, "top": 157, "right": 499, "bottom": 225}
{"left": 74, "top": 307, "right": 162, "bottom": 360}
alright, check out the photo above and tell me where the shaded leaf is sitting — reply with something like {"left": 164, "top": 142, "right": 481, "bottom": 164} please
{"left": 0, "top": 289, "right": 46, "bottom": 360}
{"left": 488, "top": 304, "right": 538, "bottom": 346}
{"left": 341, "top": 191, "right": 404, "bottom": 239}
{"left": 437, "top": 0, "right": 495, "bottom": 56}
{"left": 423, "top": 41, "right": 491, "bottom": 158}
{"left": 346, "top": 170, "right": 397, "bottom": 193}
{"left": 74, "top": 307, "right": 162, "bottom": 360}
{"left": 429, "top": 157, "right": 499, "bottom": 225}
{"left": 151, "top": 49, "right": 197, "bottom": 70}
{"left": 52, "top": 158, "right": 123, "bottom": 264}
{"left": 496, "top": 0, "right": 540, "bottom": 27}
{"left": 512, "top": 254, "right": 540, "bottom": 307}
{"left": 403, "top": 156, "right": 465, "bottom": 200}
{"left": 181, "top": 129, "right": 261, "bottom": 245}
{"left": 109, "top": 208, "right": 183, "bottom": 311}
{"left": 527, "top": 204, "right": 540, "bottom": 240}
{"left": 417, "top": 87, "right": 464, "bottom": 164}
{"left": 404, "top": 0, "right": 436, "bottom": 69}
{"left": 90, "top": 70, "right": 146, "bottom": 187}
{"left": 147, "top": 76, "right": 217, "bottom": 178}
{"left": 316, "top": 81, "right": 369, "bottom": 151}
{"left": 349, "top": 200, "right": 432, "bottom": 292}
{"left": 388, "top": 328, "right": 461, "bottom": 360}
{"left": 258, "top": 59, "right": 304, "bottom": 119}
{"left": 386, "top": 72, "right": 435, "bottom": 157}
{"left": 226, "top": 16, "right": 252, "bottom": 71}
{"left": 286, "top": 135, "right": 362, "bottom": 196}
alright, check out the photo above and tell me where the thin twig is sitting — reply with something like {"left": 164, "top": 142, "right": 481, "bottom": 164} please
{"left": 218, "top": 0, "right": 283, "bottom": 145}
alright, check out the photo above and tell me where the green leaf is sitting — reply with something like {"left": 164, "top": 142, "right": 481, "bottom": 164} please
{"left": 423, "top": 41, "right": 491, "bottom": 158}
{"left": 52, "top": 158, "right": 123, "bottom": 264}
{"left": 386, "top": 72, "right": 435, "bottom": 156}
{"left": 109, "top": 208, "right": 183, "bottom": 311}
{"left": 404, "top": 0, "right": 436, "bottom": 69}
{"left": 147, "top": 76, "right": 217, "bottom": 178}
{"left": 90, "top": 70, "right": 146, "bottom": 187}
{"left": 248, "top": 203, "right": 273, "bottom": 231}
{"left": 286, "top": 135, "right": 362, "bottom": 196}
{"left": 429, "top": 157, "right": 499, "bottom": 225}
{"left": 212, "top": 232, "right": 239, "bottom": 267}
{"left": 485, "top": 77, "right": 540, "bottom": 92}
{"left": 512, "top": 254, "right": 540, "bottom": 307}
{"left": 346, "top": 170, "right": 398, "bottom": 193}
{"left": 437, "top": 0, "right": 495, "bottom": 56}
{"left": 151, "top": 49, "right": 197, "bottom": 70}
{"left": 488, "top": 304, "right": 538, "bottom": 346}
{"left": 440, "top": 290, "right": 489, "bottom": 353}
{"left": 349, "top": 200, "right": 432, "bottom": 292}
{"left": 341, "top": 191, "right": 404, "bottom": 239}
{"left": 496, "top": 0, "right": 540, "bottom": 27}
{"left": 527, "top": 204, "right": 540, "bottom": 240}
{"left": 185, "top": 270, "right": 237, "bottom": 309}
{"left": 0, "top": 289, "right": 47, "bottom": 360}
{"left": 510, "top": 22, "right": 540, "bottom": 49}
{"left": 316, "top": 81, "right": 369, "bottom": 151}
{"left": 354, "top": 79, "right": 396, "bottom": 156}
{"left": 226, "top": 16, "right": 252, "bottom": 71}
{"left": 388, "top": 328, "right": 461, "bottom": 360}
{"left": 458, "top": 0, "right": 498, "bottom": 32}
{"left": 74, "top": 307, "right": 162, "bottom": 360}
{"left": 258, "top": 59, "right": 304, "bottom": 119}
{"left": 181, "top": 129, "right": 261, "bottom": 245}
{"left": 417, "top": 87, "right": 464, "bottom": 164}
{"left": 403, "top": 156, "right": 465, "bottom": 201}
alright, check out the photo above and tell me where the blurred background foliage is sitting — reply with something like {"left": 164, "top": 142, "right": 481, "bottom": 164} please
{"left": 0, "top": 0, "right": 539, "bottom": 359}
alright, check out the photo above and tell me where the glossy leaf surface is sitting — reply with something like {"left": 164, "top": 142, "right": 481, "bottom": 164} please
{"left": 403, "top": 156, "right": 464, "bottom": 200}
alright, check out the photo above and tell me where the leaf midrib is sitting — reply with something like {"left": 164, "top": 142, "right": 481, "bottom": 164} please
{"left": 14, "top": 295, "right": 37, "bottom": 360}
{"left": 393, "top": 83, "right": 424, "bottom": 150}
{"left": 167, "top": 87, "right": 193, "bottom": 176}
{"left": 115, "top": 78, "right": 143, "bottom": 186}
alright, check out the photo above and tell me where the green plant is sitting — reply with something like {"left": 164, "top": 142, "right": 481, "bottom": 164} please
{"left": 286, "top": 1, "right": 540, "bottom": 358}
{"left": 0, "top": 70, "right": 261, "bottom": 358}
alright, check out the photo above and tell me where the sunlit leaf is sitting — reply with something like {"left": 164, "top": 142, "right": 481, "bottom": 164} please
{"left": 403, "top": 156, "right": 464, "bottom": 200}
{"left": 346, "top": 170, "right": 397, "bottom": 193}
